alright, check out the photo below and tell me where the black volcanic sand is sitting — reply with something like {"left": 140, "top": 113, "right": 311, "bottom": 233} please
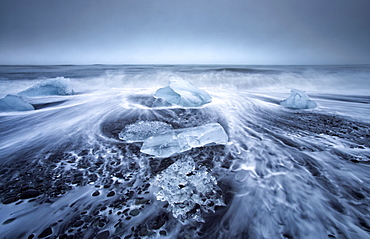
{"left": 0, "top": 139, "right": 232, "bottom": 238}
{"left": 240, "top": 107, "right": 370, "bottom": 163}
{"left": 0, "top": 109, "right": 369, "bottom": 238}
{"left": 269, "top": 111, "right": 370, "bottom": 163}
{"left": 0, "top": 107, "right": 232, "bottom": 239}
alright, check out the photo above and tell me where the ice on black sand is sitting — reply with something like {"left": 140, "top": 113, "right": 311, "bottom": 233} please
{"left": 118, "top": 120, "right": 228, "bottom": 158}
{"left": 152, "top": 157, "right": 224, "bottom": 222}
{"left": 18, "top": 77, "right": 74, "bottom": 97}
{"left": 280, "top": 89, "right": 317, "bottom": 109}
{"left": 0, "top": 94, "right": 35, "bottom": 112}
{"left": 141, "top": 123, "right": 228, "bottom": 158}
{"left": 153, "top": 77, "right": 212, "bottom": 107}
{"left": 118, "top": 121, "right": 173, "bottom": 142}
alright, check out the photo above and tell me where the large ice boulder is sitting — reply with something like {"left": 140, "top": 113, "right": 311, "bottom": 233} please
{"left": 154, "top": 78, "right": 212, "bottom": 107}
{"left": 118, "top": 121, "right": 173, "bottom": 142}
{"left": 141, "top": 123, "right": 228, "bottom": 158}
{"left": 0, "top": 95, "right": 35, "bottom": 112}
{"left": 18, "top": 77, "right": 74, "bottom": 97}
{"left": 280, "top": 89, "right": 317, "bottom": 109}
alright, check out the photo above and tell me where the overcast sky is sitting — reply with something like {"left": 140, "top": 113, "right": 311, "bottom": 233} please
{"left": 0, "top": 0, "right": 369, "bottom": 65}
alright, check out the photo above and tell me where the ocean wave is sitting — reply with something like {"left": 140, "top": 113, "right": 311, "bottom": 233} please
{"left": 0, "top": 65, "right": 369, "bottom": 238}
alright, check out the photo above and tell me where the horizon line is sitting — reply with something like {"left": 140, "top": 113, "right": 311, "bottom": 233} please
{"left": 1, "top": 63, "right": 369, "bottom": 67}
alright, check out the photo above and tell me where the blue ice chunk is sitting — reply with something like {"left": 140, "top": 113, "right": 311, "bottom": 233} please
{"left": 141, "top": 131, "right": 184, "bottom": 158}
{"left": 280, "top": 89, "right": 317, "bottom": 109}
{"left": 152, "top": 157, "right": 225, "bottom": 222}
{"left": 0, "top": 95, "right": 35, "bottom": 112}
{"left": 141, "top": 123, "right": 228, "bottom": 158}
{"left": 19, "top": 77, "right": 74, "bottom": 97}
{"left": 154, "top": 78, "right": 212, "bottom": 107}
{"left": 118, "top": 121, "right": 173, "bottom": 142}
{"left": 154, "top": 86, "right": 181, "bottom": 105}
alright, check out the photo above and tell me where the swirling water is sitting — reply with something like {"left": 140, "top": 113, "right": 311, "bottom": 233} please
{"left": 0, "top": 65, "right": 369, "bottom": 239}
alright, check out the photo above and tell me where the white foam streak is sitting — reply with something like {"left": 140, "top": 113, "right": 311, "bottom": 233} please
{"left": 0, "top": 65, "right": 369, "bottom": 238}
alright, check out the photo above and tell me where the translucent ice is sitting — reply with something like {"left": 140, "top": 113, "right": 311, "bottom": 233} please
{"left": 280, "top": 89, "right": 317, "bottom": 109}
{"left": 0, "top": 95, "right": 35, "bottom": 112}
{"left": 141, "top": 132, "right": 184, "bottom": 158}
{"left": 154, "top": 78, "right": 212, "bottom": 107}
{"left": 118, "top": 121, "right": 173, "bottom": 142}
{"left": 152, "top": 157, "right": 224, "bottom": 221}
{"left": 19, "top": 77, "right": 74, "bottom": 97}
{"left": 141, "top": 123, "right": 228, "bottom": 157}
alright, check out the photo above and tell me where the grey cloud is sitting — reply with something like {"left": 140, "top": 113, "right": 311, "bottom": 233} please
{"left": 0, "top": 0, "right": 369, "bottom": 64}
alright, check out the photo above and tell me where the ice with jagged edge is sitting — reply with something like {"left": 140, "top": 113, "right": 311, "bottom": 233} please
{"left": 280, "top": 89, "right": 317, "bottom": 109}
{"left": 141, "top": 123, "right": 228, "bottom": 158}
{"left": 18, "top": 77, "right": 74, "bottom": 97}
{"left": 153, "top": 77, "right": 212, "bottom": 107}
{"left": 118, "top": 121, "right": 173, "bottom": 142}
{"left": 0, "top": 94, "right": 35, "bottom": 112}
{"left": 152, "top": 157, "right": 225, "bottom": 222}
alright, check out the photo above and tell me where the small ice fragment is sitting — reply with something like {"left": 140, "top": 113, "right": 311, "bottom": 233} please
{"left": 154, "top": 78, "right": 212, "bottom": 107}
{"left": 19, "top": 77, "right": 74, "bottom": 97}
{"left": 152, "top": 157, "right": 225, "bottom": 221}
{"left": 0, "top": 95, "right": 35, "bottom": 112}
{"left": 280, "top": 89, "right": 317, "bottom": 109}
{"left": 141, "top": 123, "right": 228, "bottom": 158}
{"left": 118, "top": 121, "right": 173, "bottom": 142}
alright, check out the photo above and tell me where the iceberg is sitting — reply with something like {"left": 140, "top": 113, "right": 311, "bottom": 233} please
{"left": 0, "top": 95, "right": 35, "bottom": 112}
{"left": 154, "top": 78, "right": 212, "bottom": 107}
{"left": 141, "top": 123, "right": 228, "bottom": 158}
{"left": 118, "top": 121, "right": 173, "bottom": 142}
{"left": 18, "top": 77, "right": 74, "bottom": 97}
{"left": 152, "top": 157, "right": 225, "bottom": 221}
{"left": 280, "top": 89, "right": 317, "bottom": 109}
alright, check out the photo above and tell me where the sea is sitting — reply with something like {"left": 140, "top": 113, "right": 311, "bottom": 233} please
{"left": 0, "top": 65, "right": 369, "bottom": 239}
